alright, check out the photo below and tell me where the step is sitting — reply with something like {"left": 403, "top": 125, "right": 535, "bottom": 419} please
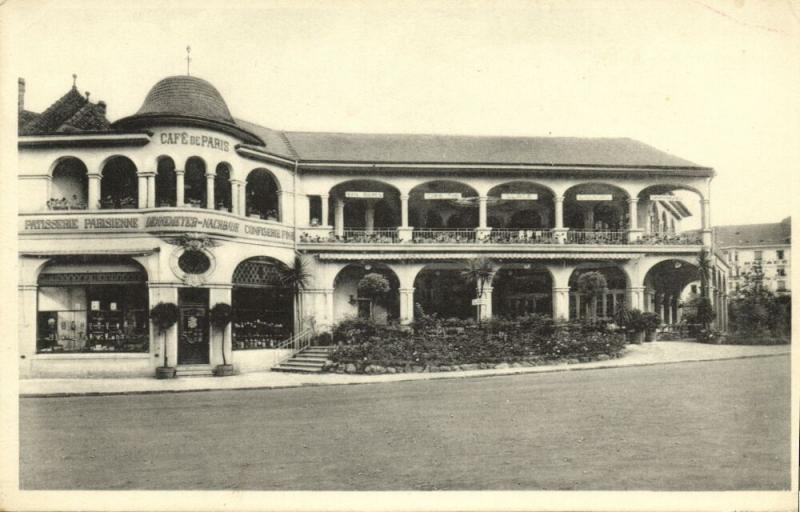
{"left": 278, "top": 360, "right": 325, "bottom": 368}
{"left": 272, "top": 365, "right": 323, "bottom": 373}
{"left": 176, "top": 365, "right": 214, "bottom": 377}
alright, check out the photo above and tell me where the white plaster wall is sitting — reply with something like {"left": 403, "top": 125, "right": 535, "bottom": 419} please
{"left": 233, "top": 349, "right": 292, "bottom": 373}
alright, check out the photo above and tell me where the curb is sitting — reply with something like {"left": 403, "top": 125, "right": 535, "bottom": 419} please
{"left": 19, "top": 350, "right": 790, "bottom": 399}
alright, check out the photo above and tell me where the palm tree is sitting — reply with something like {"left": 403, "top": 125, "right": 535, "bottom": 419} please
{"left": 696, "top": 248, "right": 712, "bottom": 299}
{"left": 460, "top": 257, "right": 494, "bottom": 321}
{"left": 279, "top": 253, "right": 313, "bottom": 334}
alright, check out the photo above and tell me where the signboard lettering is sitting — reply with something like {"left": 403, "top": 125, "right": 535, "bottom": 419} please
{"left": 345, "top": 191, "right": 384, "bottom": 199}
{"left": 501, "top": 193, "right": 538, "bottom": 200}
{"left": 22, "top": 212, "right": 293, "bottom": 243}
{"left": 159, "top": 131, "right": 230, "bottom": 152}
{"left": 649, "top": 194, "right": 678, "bottom": 201}
{"left": 576, "top": 194, "right": 613, "bottom": 201}
{"left": 424, "top": 192, "right": 462, "bottom": 200}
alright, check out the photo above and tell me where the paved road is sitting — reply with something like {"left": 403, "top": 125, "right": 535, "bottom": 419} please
{"left": 20, "top": 355, "right": 790, "bottom": 490}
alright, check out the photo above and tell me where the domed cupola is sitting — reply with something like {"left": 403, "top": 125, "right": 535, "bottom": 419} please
{"left": 113, "top": 75, "right": 263, "bottom": 145}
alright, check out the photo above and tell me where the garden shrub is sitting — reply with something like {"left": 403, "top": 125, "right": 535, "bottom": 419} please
{"left": 329, "top": 316, "right": 626, "bottom": 370}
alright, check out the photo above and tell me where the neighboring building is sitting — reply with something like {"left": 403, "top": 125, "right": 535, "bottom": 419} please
{"left": 715, "top": 218, "right": 791, "bottom": 296}
{"left": 18, "top": 73, "right": 729, "bottom": 379}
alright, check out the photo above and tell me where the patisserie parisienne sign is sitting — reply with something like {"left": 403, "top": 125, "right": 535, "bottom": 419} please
{"left": 21, "top": 212, "right": 293, "bottom": 242}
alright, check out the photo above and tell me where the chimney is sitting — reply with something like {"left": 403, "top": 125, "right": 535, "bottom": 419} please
{"left": 18, "top": 78, "right": 25, "bottom": 113}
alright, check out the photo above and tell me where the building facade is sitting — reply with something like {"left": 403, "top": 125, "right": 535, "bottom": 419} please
{"left": 18, "top": 74, "right": 728, "bottom": 379}
{"left": 715, "top": 218, "right": 791, "bottom": 296}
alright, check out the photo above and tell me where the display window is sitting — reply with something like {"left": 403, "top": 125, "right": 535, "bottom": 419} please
{"left": 232, "top": 287, "right": 292, "bottom": 349}
{"left": 36, "top": 260, "right": 149, "bottom": 353}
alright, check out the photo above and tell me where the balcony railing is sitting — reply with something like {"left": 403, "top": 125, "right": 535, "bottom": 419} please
{"left": 636, "top": 231, "right": 703, "bottom": 245}
{"left": 487, "top": 228, "right": 557, "bottom": 244}
{"left": 297, "top": 228, "right": 399, "bottom": 244}
{"left": 412, "top": 229, "right": 477, "bottom": 244}
{"left": 566, "top": 230, "right": 627, "bottom": 245}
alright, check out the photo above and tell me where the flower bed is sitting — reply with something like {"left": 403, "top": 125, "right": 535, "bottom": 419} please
{"left": 325, "top": 316, "right": 627, "bottom": 374}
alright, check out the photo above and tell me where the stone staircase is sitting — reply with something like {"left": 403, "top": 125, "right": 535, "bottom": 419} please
{"left": 272, "top": 346, "right": 332, "bottom": 373}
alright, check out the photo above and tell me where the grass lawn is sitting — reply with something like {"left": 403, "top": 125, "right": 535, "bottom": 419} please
{"left": 19, "top": 355, "right": 790, "bottom": 490}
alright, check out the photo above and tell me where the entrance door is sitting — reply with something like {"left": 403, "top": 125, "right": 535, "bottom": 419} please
{"left": 178, "top": 289, "right": 209, "bottom": 365}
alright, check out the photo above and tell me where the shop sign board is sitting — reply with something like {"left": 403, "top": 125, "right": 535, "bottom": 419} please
{"left": 345, "top": 191, "right": 384, "bottom": 199}
{"left": 158, "top": 130, "right": 231, "bottom": 152}
{"left": 501, "top": 193, "right": 538, "bottom": 200}
{"left": 471, "top": 298, "right": 488, "bottom": 305}
{"left": 20, "top": 211, "right": 295, "bottom": 244}
{"left": 576, "top": 194, "right": 613, "bottom": 201}
{"left": 424, "top": 193, "right": 462, "bottom": 200}
{"left": 650, "top": 194, "right": 677, "bottom": 201}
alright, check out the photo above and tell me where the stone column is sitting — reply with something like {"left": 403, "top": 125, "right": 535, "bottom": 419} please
{"left": 239, "top": 181, "right": 247, "bottom": 216}
{"left": 481, "top": 285, "right": 494, "bottom": 320}
{"left": 701, "top": 199, "right": 712, "bottom": 246}
{"left": 88, "top": 172, "right": 101, "bottom": 210}
{"left": 627, "top": 197, "right": 642, "bottom": 242}
{"left": 552, "top": 286, "right": 570, "bottom": 321}
{"left": 175, "top": 169, "right": 185, "bottom": 207}
{"left": 628, "top": 286, "right": 645, "bottom": 311}
{"left": 146, "top": 173, "right": 156, "bottom": 208}
{"left": 399, "top": 287, "right": 415, "bottom": 324}
{"left": 230, "top": 180, "right": 241, "bottom": 215}
{"left": 137, "top": 172, "right": 148, "bottom": 209}
{"left": 476, "top": 195, "right": 491, "bottom": 241}
{"left": 553, "top": 195, "right": 567, "bottom": 244}
{"left": 18, "top": 284, "right": 38, "bottom": 377}
{"left": 365, "top": 200, "right": 375, "bottom": 233}
{"left": 335, "top": 199, "right": 345, "bottom": 237}
{"left": 205, "top": 172, "right": 216, "bottom": 209}
{"left": 324, "top": 288, "right": 334, "bottom": 328}
{"left": 398, "top": 194, "right": 413, "bottom": 241}
{"left": 320, "top": 194, "right": 330, "bottom": 226}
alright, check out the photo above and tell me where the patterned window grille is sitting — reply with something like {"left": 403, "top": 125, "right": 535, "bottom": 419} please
{"left": 232, "top": 257, "right": 284, "bottom": 288}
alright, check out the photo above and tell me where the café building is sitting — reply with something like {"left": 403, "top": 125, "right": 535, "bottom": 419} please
{"left": 17, "top": 74, "right": 728, "bottom": 379}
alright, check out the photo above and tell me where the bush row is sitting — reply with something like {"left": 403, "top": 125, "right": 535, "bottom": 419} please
{"left": 325, "top": 316, "right": 627, "bottom": 372}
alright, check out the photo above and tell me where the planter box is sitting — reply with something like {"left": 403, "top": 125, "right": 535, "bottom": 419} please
{"left": 214, "top": 364, "right": 235, "bottom": 377}
{"left": 155, "top": 366, "right": 176, "bottom": 379}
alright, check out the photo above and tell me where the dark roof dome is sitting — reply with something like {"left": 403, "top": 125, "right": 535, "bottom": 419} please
{"left": 136, "top": 76, "right": 234, "bottom": 124}
{"left": 113, "top": 75, "right": 263, "bottom": 145}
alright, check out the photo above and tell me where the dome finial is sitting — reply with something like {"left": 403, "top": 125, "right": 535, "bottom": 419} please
{"left": 186, "top": 46, "right": 191, "bottom": 76}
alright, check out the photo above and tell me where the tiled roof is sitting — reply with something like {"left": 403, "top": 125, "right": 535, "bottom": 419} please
{"left": 714, "top": 218, "right": 791, "bottom": 247}
{"left": 133, "top": 75, "right": 235, "bottom": 125}
{"left": 59, "top": 102, "right": 111, "bottom": 132}
{"left": 20, "top": 87, "right": 87, "bottom": 134}
{"left": 237, "top": 117, "right": 707, "bottom": 169}
{"left": 18, "top": 86, "right": 110, "bottom": 135}
{"left": 18, "top": 110, "right": 39, "bottom": 127}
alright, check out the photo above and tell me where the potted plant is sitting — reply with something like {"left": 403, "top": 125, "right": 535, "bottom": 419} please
{"left": 641, "top": 312, "right": 661, "bottom": 342}
{"left": 150, "top": 302, "right": 179, "bottom": 379}
{"left": 210, "top": 303, "right": 234, "bottom": 376}
{"left": 357, "top": 272, "right": 391, "bottom": 322}
{"left": 627, "top": 309, "right": 646, "bottom": 343}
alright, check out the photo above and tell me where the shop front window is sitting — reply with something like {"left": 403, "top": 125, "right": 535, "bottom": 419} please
{"left": 37, "top": 283, "right": 148, "bottom": 353}
{"left": 232, "top": 257, "right": 293, "bottom": 350}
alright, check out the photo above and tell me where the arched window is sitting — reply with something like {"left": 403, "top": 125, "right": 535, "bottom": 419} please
{"left": 184, "top": 157, "right": 206, "bottom": 208}
{"left": 100, "top": 156, "right": 138, "bottom": 209}
{"left": 155, "top": 157, "right": 176, "bottom": 207}
{"left": 232, "top": 257, "right": 293, "bottom": 349}
{"left": 245, "top": 170, "right": 280, "bottom": 220}
{"left": 50, "top": 158, "right": 88, "bottom": 210}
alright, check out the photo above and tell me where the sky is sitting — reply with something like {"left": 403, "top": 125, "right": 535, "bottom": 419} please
{"left": 5, "top": 0, "right": 799, "bottom": 228}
